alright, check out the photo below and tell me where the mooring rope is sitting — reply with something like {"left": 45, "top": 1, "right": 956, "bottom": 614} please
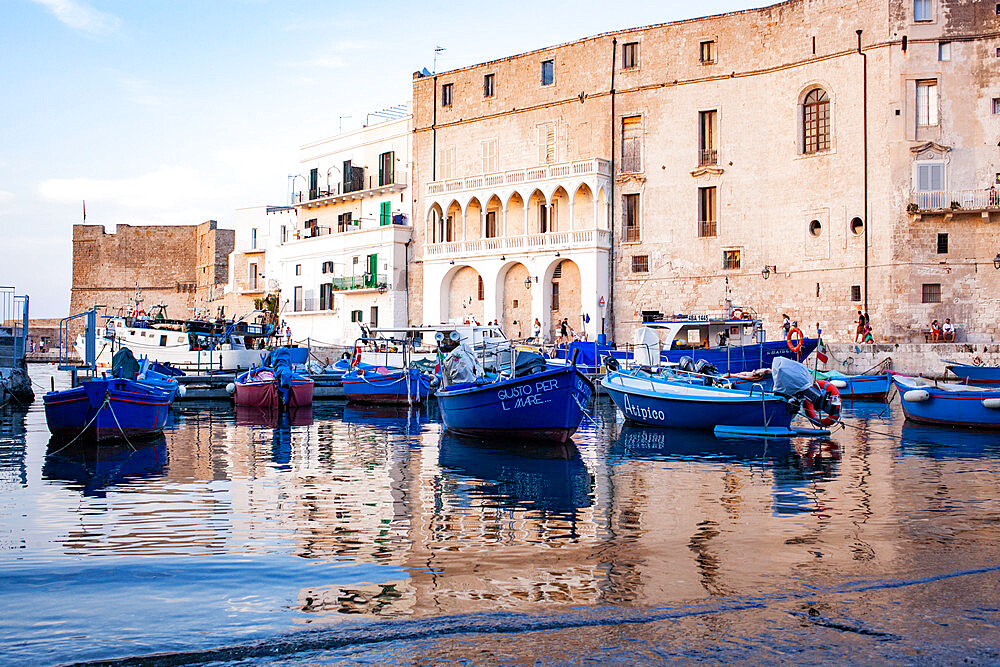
{"left": 47, "top": 394, "right": 111, "bottom": 455}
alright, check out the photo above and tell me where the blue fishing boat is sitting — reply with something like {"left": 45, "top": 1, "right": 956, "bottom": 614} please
{"left": 436, "top": 361, "right": 593, "bottom": 443}
{"left": 43, "top": 378, "right": 173, "bottom": 442}
{"left": 945, "top": 362, "right": 1000, "bottom": 385}
{"left": 815, "top": 370, "right": 892, "bottom": 401}
{"left": 602, "top": 357, "right": 840, "bottom": 431}
{"left": 893, "top": 375, "right": 1000, "bottom": 429}
{"left": 136, "top": 356, "right": 186, "bottom": 400}
{"left": 341, "top": 366, "right": 432, "bottom": 405}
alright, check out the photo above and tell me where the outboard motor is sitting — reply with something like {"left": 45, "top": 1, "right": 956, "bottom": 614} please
{"left": 435, "top": 330, "right": 462, "bottom": 354}
{"left": 513, "top": 349, "right": 547, "bottom": 378}
{"left": 693, "top": 359, "right": 718, "bottom": 377}
{"left": 677, "top": 356, "right": 696, "bottom": 373}
{"left": 771, "top": 357, "right": 841, "bottom": 425}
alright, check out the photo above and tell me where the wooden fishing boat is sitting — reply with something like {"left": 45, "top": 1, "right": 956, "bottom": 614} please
{"left": 43, "top": 378, "right": 172, "bottom": 443}
{"left": 893, "top": 375, "right": 1000, "bottom": 429}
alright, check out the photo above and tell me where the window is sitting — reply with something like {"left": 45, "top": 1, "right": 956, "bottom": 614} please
{"left": 723, "top": 249, "right": 741, "bottom": 270}
{"left": 916, "top": 80, "right": 938, "bottom": 126}
{"left": 631, "top": 255, "right": 649, "bottom": 273}
{"left": 295, "top": 264, "right": 302, "bottom": 276}
{"left": 350, "top": 309, "right": 363, "bottom": 323}
{"left": 378, "top": 151, "right": 394, "bottom": 186}
{"left": 851, "top": 285, "right": 862, "bottom": 302}
{"left": 481, "top": 138, "right": 498, "bottom": 173}
{"left": 477, "top": 276, "right": 484, "bottom": 301}
{"left": 380, "top": 201, "right": 391, "bottom": 226}
{"left": 699, "top": 110, "right": 718, "bottom": 165}
{"left": 370, "top": 307, "right": 378, "bottom": 328}
{"left": 622, "top": 42, "right": 639, "bottom": 69}
{"left": 551, "top": 282, "right": 560, "bottom": 310}
{"left": 538, "top": 123, "right": 556, "bottom": 164}
{"left": 621, "top": 116, "right": 642, "bottom": 172}
{"left": 280, "top": 225, "right": 287, "bottom": 243}
{"left": 538, "top": 202, "right": 556, "bottom": 233}
{"left": 937, "top": 233, "right": 948, "bottom": 254}
{"left": 993, "top": 98, "right": 1000, "bottom": 114}
{"left": 485, "top": 211, "right": 497, "bottom": 238}
{"left": 803, "top": 88, "right": 830, "bottom": 153}
{"left": 337, "top": 212, "right": 353, "bottom": 232}
{"left": 700, "top": 40, "right": 716, "bottom": 63}
{"left": 294, "top": 286, "right": 303, "bottom": 311}
{"left": 914, "top": 0, "right": 931, "bottom": 21}
{"left": 319, "top": 283, "right": 333, "bottom": 310}
{"left": 249, "top": 263, "right": 258, "bottom": 290}
{"left": 440, "top": 146, "right": 456, "bottom": 179}
{"left": 541, "top": 59, "right": 554, "bottom": 85}
{"left": 623, "top": 193, "right": 640, "bottom": 242}
{"left": 916, "top": 162, "right": 945, "bottom": 191}
{"left": 251, "top": 228, "right": 258, "bottom": 249}
{"left": 484, "top": 73, "right": 495, "bottom": 98}
{"left": 808, "top": 219, "right": 822, "bottom": 237}
{"left": 441, "top": 83, "right": 453, "bottom": 107}
{"left": 922, "top": 283, "right": 941, "bottom": 303}
{"left": 851, "top": 217, "right": 865, "bottom": 235}
{"left": 938, "top": 41, "right": 951, "bottom": 61}
{"left": 698, "top": 187, "right": 717, "bottom": 237}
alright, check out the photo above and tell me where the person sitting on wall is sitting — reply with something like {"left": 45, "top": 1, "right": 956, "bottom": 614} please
{"left": 930, "top": 319, "right": 941, "bottom": 342}
{"left": 942, "top": 318, "right": 955, "bottom": 342}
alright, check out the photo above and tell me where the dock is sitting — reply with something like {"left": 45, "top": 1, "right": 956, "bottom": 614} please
{"left": 175, "top": 373, "right": 345, "bottom": 400}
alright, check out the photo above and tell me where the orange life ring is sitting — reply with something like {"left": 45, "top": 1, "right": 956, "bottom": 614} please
{"left": 804, "top": 380, "right": 841, "bottom": 427}
{"left": 732, "top": 309, "right": 743, "bottom": 320}
{"left": 786, "top": 326, "right": 804, "bottom": 352}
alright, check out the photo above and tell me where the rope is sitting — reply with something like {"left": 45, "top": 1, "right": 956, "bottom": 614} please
{"left": 573, "top": 393, "right": 596, "bottom": 426}
{"left": 47, "top": 394, "right": 111, "bottom": 455}
{"left": 106, "top": 395, "right": 137, "bottom": 451}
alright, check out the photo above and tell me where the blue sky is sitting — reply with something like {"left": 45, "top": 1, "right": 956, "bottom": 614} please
{"left": 0, "top": 0, "right": 762, "bottom": 317}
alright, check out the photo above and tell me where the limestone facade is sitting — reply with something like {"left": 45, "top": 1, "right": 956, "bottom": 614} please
{"left": 410, "top": 0, "right": 1000, "bottom": 344}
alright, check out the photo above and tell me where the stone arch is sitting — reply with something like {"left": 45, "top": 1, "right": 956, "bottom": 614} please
{"left": 527, "top": 188, "right": 547, "bottom": 234}
{"left": 595, "top": 183, "right": 609, "bottom": 230}
{"left": 441, "top": 264, "right": 484, "bottom": 324}
{"left": 498, "top": 262, "right": 532, "bottom": 340}
{"left": 485, "top": 194, "right": 503, "bottom": 238}
{"left": 506, "top": 191, "right": 526, "bottom": 236}
{"left": 550, "top": 186, "right": 570, "bottom": 233}
{"left": 464, "top": 196, "right": 483, "bottom": 241}
{"left": 573, "top": 183, "right": 595, "bottom": 230}
{"left": 443, "top": 200, "right": 461, "bottom": 242}
{"left": 542, "top": 258, "right": 583, "bottom": 341}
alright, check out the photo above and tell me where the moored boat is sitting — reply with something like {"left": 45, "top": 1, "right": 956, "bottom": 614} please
{"left": 234, "top": 348, "right": 313, "bottom": 408}
{"left": 341, "top": 366, "right": 432, "bottom": 405}
{"left": 43, "top": 378, "right": 172, "bottom": 443}
{"left": 815, "top": 370, "right": 892, "bottom": 401}
{"left": 945, "top": 362, "right": 1000, "bottom": 385}
{"left": 435, "top": 357, "right": 594, "bottom": 443}
{"left": 893, "top": 375, "right": 1000, "bottom": 429}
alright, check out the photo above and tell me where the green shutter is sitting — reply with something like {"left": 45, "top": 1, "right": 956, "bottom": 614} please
{"left": 366, "top": 254, "right": 378, "bottom": 287}
{"left": 380, "top": 201, "right": 390, "bottom": 225}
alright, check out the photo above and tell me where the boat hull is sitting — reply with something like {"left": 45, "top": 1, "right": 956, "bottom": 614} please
{"left": 893, "top": 376, "right": 1000, "bottom": 429}
{"left": 602, "top": 372, "right": 794, "bottom": 430}
{"left": 43, "top": 379, "right": 172, "bottom": 443}
{"left": 342, "top": 367, "right": 432, "bottom": 405}
{"left": 234, "top": 378, "right": 314, "bottom": 408}
{"left": 946, "top": 365, "right": 1000, "bottom": 385}
{"left": 80, "top": 335, "right": 267, "bottom": 373}
{"left": 436, "top": 366, "right": 594, "bottom": 443}
{"left": 821, "top": 372, "right": 892, "bottom": 401}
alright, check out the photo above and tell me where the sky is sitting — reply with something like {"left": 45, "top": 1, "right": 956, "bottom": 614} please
{"left": 0, "top": 0, "right": 764, "bottom": 318}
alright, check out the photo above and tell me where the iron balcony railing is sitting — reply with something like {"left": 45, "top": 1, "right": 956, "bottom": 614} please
{"left": 909, "top": 188, "right": 1000, "bottom": 211}
{"left": 294, "top": 171, "right": 407, "bottom": 204}
{"left": 698, "top": 149, "right": 718, "bottom": 166}
{"left": 331, "top": 274, "right": 388, "bottom": 291}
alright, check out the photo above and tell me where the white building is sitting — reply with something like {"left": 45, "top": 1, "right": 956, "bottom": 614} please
{"left": 224, "top": 205, "right": 296, "bottom": 313}
{"left": 276, "top": 112, "right": 413, "bottom": 346}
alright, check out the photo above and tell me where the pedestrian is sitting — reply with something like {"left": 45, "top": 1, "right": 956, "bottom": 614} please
{"left": 862, "top": 313, "right": 874, "bottom": 343}
{"left": 285, "top": 324, "right": 292, "bottom": 346}
{"left": 930, "top": 319, "right": 941, "bottom": 342}
{"left": 532, "top": 318, "right": 541, "bottom": 342}
{"left": 855, "top": 310, "right": 865, "bottom": 343}
{"left": 942, "top": 318, "right": 955, "bottom": 342}
{"left": 560, "top": 318, "right": 569, "bottom": 344}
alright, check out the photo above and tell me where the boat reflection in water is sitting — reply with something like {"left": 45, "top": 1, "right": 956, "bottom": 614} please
{"left": 234, "top": 405, "right": 314, "bottom": 428}
{"left": 437, "top": 434, "right": 593, "bottom": 513}
{"left": 609, "top": 424, "right": 840, "bottom": 515}
{"left": 42, "top": 435, "right": 168, "bottom": 497}
{"left": 901, "top": 421, "right": 1000, "bottom": 459}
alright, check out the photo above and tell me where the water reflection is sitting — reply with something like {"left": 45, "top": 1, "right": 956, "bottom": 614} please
{"left": 42, "top": 435, "right": 168, "bottom": 497}
{"left": 0, "top": 406, "right": 28, "bottom": 488}
{"left": 235, "top": 405, "right": 314, "bottom": 428}
{"left": 438, "top": 435, "right": 592, "bottom": 513}
{"left": 901, "top": 422, "right": 1000, "bottom": 459}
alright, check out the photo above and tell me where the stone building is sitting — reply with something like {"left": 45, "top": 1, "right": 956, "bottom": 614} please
{"left": 69, "top": 220, "right": 234, "bottom": 322}
{"left": 410, "top": 0, "right": 1000, "bottom": 344}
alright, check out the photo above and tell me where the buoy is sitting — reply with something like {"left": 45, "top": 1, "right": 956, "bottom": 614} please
{"left": 226, "top": 382, "right": 236, "bottom": 395}
{"left": 982, "top": 398, "right": 1000, "bottom": 409}
{"left": 830, "top": 380, "right": 847, "bottom": 388}
{"left": 176, "top": 384, "right": 187, "bottom": 398}
{"left": 903, "top": 389, "right": 930, "bottom": 403}
{"left": 786, "top": 326, "right": 804, "bottom": 352}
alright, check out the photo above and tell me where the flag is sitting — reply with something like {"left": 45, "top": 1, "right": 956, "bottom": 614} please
{"left": 815, "top": 337, "right": 828, "bottom": 364}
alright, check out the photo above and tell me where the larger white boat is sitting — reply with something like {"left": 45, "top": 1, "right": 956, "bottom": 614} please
{"left": 78, "top": 305, "right": 273, "bottom": 373}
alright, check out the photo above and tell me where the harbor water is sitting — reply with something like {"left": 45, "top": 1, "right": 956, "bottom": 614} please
{"left": 2, "top": 365, "right": 999, "bottom": 664}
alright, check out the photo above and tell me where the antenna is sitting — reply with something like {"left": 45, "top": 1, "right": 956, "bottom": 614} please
{"left": 433, "top": 45, "right": 446, "bottom": 73}
{"left": 338, "top": 115, "right": 351, "bottom": 133}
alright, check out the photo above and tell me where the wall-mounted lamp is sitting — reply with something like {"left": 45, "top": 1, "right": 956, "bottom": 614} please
{"left": 449, "top": 259, "right": 455, "bottom": 265}
{"left": 555, "top": 251, "right": 561, "bottom": 257}
{"left": 500, "top": 255, "right": 506, "bottom": 261}
{"left": 761, "top": 265, "right": 777, "bottom": 280}
{"left": 993, "top": 252, "right": 1000, "bottom": 270}
{"left": 377, "top": 284, "right": 388, "bottom": 294}
{"left": 524, "top": 276, "right": 532, "bottom": 289}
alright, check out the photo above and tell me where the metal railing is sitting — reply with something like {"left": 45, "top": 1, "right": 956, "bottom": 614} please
{"left": 331, "top": 274, "right": 388, "bottom": 291}
{"left": 0, "top": 288, "right": 28, "bottom": 371}
{"left": 909, "top": 188, "right": 1000, "bottom": 211}
{"left": 698, "top": 149, "right": 718, "bottom": 166}
{"left": 293, "top": 171, "right": 408, "bottom": 204}
{"left": 698, "top": 219, "right": 717, "bottom": 237}
{"left": 424, "top": 229, "right": 611, "bottom": 258}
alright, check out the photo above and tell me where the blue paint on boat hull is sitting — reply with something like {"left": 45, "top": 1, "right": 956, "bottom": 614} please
{"left": 342, "top": 367, "right": 432, "bottom": 405}
{"left": 43, "top": 378, "right": 172, "bottom": 443}
{"left": 555, "top": 339, "right": 818, "bottom": 374}
{"left": 893, "top": 376, "right": 1000, "bottom": 429}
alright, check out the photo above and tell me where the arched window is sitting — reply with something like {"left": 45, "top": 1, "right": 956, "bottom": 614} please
{"left": 803, "top": 88, "right": 830, "bottom": 154}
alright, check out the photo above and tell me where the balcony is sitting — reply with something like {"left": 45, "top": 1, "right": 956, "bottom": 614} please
{"left": 698, "top": 149, "right": 718, "bottom": 166}
{"left": 426, "top": 158, "right": 611, "bottom": 196}
{"left": 331, "top": 274, "right": 388, "bottom": 292}
{"left": 294, "top": 171, "right": 408, "bottom": 208}
{"left": 424, "top": 229, "right": 611, "bottom": 259}
{"left": 909, "top": 188, "right": 999, "bottom": 214}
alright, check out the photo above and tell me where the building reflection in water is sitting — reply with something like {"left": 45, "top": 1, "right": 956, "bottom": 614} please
{"left": 0, "top": 406, "right": 28, "bottom": 490}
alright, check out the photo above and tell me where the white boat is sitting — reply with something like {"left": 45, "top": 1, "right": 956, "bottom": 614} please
{"left": 77, "top": 305, "right": 272, "bottom": 373}
{"left": 354, "top": 324, "right": 513, "bottom": 369}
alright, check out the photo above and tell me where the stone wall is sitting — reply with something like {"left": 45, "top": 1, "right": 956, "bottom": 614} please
{"left": 822, "top": 342, "right": 1000, "bottom": 377}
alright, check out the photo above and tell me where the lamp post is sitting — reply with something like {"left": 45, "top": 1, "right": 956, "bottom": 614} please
{"left": 761, "top": 265, "right": 777, "bottom": 280}
{"left": 993, "top": 252, "right": 1000, "bottom": 270}
{"left": 524, "top": 276, "right": 532, "bottom": 289}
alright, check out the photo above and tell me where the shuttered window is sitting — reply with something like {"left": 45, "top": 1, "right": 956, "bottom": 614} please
{"left": 482, "top": 139, "right": 498, "bottom": 173}
{"left": 380, "top": 201, "right": 391, "bottom": 226}
{"left": 621, "top": 116, "right": 641, "bottom": 172}
{"left": 916, "top": 162, "right": 944, "bottom": 191}
{"left": 916, "top": 80, "right": 938, "bottom": 126}
{"left": 538, "top": 123, "right": 556, "bottom": 164}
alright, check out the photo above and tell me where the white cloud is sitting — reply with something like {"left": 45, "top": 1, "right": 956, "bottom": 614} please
{"left": 31, "top": 0, "right": 121, "bottom": 36}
